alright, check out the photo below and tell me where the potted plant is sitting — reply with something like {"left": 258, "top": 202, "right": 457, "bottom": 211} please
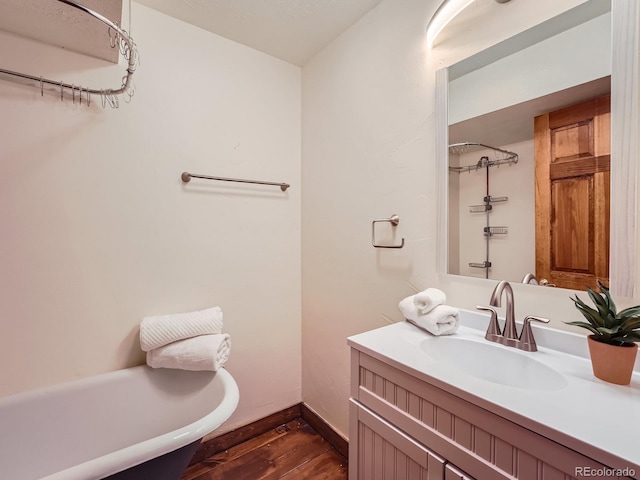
{"left": 568, "top": 281, "right": 640, "bottom": 385}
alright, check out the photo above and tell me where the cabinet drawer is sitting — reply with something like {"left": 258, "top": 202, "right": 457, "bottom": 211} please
{"left": 350, "top": 399, "right": 445, "bottom": 480}
{"left": 352, "top": 349, "right": 628, "bottom": 480}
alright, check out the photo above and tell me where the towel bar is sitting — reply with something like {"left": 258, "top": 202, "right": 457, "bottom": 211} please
{"left": 372, "top": 214, "right": 405, "bottom": 248}
{"left": 181, "top": 172, "right": 290, "bottom": 191}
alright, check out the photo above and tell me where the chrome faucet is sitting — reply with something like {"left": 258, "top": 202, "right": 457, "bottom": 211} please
{"left": 521, "top": 273, "right": 556, "bottom": 287}
{"left": 477, "top": 280, "right": 550, "bottom": 351}
{"left": 489, "top": 280, "right": 518, "bottom": 346}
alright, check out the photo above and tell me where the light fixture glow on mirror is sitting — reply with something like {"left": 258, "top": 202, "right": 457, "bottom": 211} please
{"left": 426, "top": 0, "right": 475, "bottom": 47}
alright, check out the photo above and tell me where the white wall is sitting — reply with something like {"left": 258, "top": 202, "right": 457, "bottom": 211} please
{"left": 0, "top": 3, "right": 301, "bottom": 436}
{"left": 301, "top": 0, "right": 634, "bottom": 440}
{"left": 302, "top": 0, "right": 437, "bottom": 439}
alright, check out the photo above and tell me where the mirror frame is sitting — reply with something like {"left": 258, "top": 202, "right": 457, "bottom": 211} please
{"left": 436, "top": 0, "right": 638, "bottom": 297}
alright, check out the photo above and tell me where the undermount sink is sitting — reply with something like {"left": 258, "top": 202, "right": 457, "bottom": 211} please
{"left": 420, "top": 335, "right": 568, "bottom": 391}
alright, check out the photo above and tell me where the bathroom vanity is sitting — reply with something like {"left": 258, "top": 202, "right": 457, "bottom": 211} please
{"left": 348, "top": 310, "right": 640, "bottom": 479}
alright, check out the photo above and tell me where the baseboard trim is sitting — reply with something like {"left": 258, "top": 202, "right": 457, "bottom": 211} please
{"left": 189, "top": 402, "right": 348, "bottom": 465}
{"left": 189, "top": 404, "right": 301, "bottom": 465}
{"left": 300, "top": 403, "right": 349, "bottom": 459}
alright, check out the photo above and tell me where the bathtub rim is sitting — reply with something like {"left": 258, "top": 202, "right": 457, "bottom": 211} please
{"left": 17, "top": 366, "right": 239, "bottom": 480}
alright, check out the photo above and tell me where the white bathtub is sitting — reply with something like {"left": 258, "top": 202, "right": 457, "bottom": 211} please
{"left": 0, "top": 365, "right": 239, "bottom": 480}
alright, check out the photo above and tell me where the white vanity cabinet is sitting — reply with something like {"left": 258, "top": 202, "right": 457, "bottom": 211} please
{"left": 349, "top": 399, "right": 447, "bottom": 479}
{"left": 348, "top": 346, "right": 632, "bottom": 480}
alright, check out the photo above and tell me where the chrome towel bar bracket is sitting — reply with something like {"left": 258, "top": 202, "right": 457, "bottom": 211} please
{"left": 372, "top": 214, "right": 405, "bottom": 248}
{"left": 181, "top": 172, "right": 290, "bottom": 191}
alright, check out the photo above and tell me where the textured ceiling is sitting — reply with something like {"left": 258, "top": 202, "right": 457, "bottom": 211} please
{"left": 0, "top": 0, "right": 122, "bottom": 63}
{"left": 134, "top": 0, "right": 385, "bottom": 66}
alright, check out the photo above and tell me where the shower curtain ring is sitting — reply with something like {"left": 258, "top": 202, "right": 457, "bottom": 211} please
{"left": 40, "top": 77, "right": 43, "bottom": 97}
{"left": 60, "top": 81, "right": 63, "bottom": 101}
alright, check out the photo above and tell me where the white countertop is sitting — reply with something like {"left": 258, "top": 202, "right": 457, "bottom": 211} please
{"left": 347, "top": 309, "right": 640, "bottom": 474}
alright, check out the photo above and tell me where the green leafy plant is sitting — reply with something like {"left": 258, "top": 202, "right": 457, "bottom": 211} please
{"left": 568, "top": 281, "right": 640, "bottom": 345}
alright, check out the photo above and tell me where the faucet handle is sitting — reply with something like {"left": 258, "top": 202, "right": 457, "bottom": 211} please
{"left": 476, "top": 305, "right": 502, "bottom": 341}
{"left": 519, "top": 316, "right": 550, "bottom": 352}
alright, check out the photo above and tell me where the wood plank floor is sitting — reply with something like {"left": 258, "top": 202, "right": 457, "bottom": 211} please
{"left": 182, "top": 418, "right": 348, "bottom": 480}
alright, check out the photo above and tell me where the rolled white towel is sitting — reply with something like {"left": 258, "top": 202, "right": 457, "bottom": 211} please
{"left": 399, "top": 295, "right": 420, "bottom": 322}
{"left": 408, "top": 305, "right": 460, "bottom": 336}
{"left": 146, "top": 333, "right": 231, "bottom": 371}
{"left": 413, "top": 288, "right": 446, "bottom": 315}
{"left": 140, "top": 306, "right": 223, "bottom": 352}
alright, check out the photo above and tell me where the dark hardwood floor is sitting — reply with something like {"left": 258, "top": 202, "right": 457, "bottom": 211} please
{"left": 182, "top": 418, "right": 348, "bottom": 480}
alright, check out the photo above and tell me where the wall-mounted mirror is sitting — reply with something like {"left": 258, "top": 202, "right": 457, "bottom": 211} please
{"left": 436, "top": 0, "right": 638, "bottom": 295}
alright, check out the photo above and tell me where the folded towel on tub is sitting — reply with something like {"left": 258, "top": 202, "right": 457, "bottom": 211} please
{"left": 139, "top": 306, "right": 223, "bottom": 352}
{"left": 146, "top": 333, "right": 231, "bottom": 371}
{"left": 413, "top": 288, "right": 446, "bottom": 315}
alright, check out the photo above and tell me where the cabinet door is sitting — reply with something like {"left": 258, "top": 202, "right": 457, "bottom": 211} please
{"left": 445, "top": 464, "right": 476, "bottom": 480}
{"left": 350, "top": 399, "right": 445, "bottom": 480}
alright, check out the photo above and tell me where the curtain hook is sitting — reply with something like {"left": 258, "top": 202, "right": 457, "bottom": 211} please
{"left": 79, "top": 86, "right": 82, "bottom": 105}
{"left": 109, "top": 93, "right": 119, "bottom": 109}
{"left": 72, "top": 84, "right": 75, "bottom": 104}
{"left": 40, "top": 77, "right": 43, "bottom": 97}
{"left": 87, "top": 90, "right": 91, "bottom": 107}
{"left": 108, "top": 25, "right": 117, "bottom": 48}
{"left": 60, "top": 81, "right": 63, "bottom": 101}
{"left": 123, "top": 82, "right": 134, "bottom": 103}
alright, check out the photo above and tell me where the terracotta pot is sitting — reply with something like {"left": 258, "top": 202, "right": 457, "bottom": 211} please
{"left": 587, "top": 335, "right": 638, "bottom": 385}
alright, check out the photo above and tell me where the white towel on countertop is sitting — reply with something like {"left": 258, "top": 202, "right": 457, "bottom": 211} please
{"left": 413, "top": 288, "right": 446, "bottom": 315}
{"left": 408, "top": 305, "right": 460, "bottom": 336}
{"left": 146, "top": 333, "right": 231, "bottom": 371}
{"left": 399, "top": 294, "right": 459, "bottom": 336}
{"left": 140, "top": 306, "right": 223, "bottom": 352}
{"left": 399, "top": 295, "right": 421, "bottom": 322}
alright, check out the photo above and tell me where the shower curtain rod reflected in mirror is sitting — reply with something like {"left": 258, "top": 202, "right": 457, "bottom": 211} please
{"left": 0, "top": 0, "right": 139, "bottom": 108}
{"left": 448, "top": 142, "right": 519, "bottom": 173}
